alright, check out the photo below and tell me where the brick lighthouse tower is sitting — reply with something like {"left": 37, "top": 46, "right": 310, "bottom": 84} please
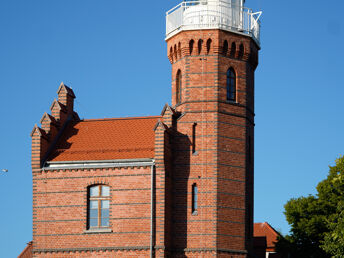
{"left": 165, "top": 0, "right": 261, "bottom": 256}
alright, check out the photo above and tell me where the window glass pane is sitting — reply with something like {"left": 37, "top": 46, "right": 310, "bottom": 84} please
{"left": 101, "top": 209, "right": 109, "bottom": 218}
{"left": 193, "top": 185, "right": 198, "bottom": 211}
{"left": 101, "top": 200, "right": 109, "bottom": 209}
{"left": 101, "top": 217, "right": 109, "bottom": 227}
{"left": 101, "top": 186, "right": 110, "bottom": 196}
{"left": 89, "top": 209, "right": 98, "bottom": 218}
{"left": 90, "top": 186, "right": 99, "bottom": 197}
{"left": 89, "top": 218, "right": 98, "bottom": 227}
{"left": 90, "top": 200, "right": 98, "bottom": 209}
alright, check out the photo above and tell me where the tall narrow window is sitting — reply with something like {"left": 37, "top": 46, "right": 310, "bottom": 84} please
{"left": 192, "top": 183, "right": 198, "bottom": 214}
{"left": 88, "top": 185, "right": 110, "bottom": 229}
{"left": 189, "top": 39, "right": 194, "bottom": 55}
{"left": 206, "top": 39, "right": 212, "bottom": 54}
{"left": 248, "top": 135, "right": 252, "bottom": 164}
{"left": 192, "top": 123, "right": 197, "bottom": 154}
{"left": 230, "top": 42, "right": 236, "bottom": 57}
{"left": 198, "top": 39, "right": 203, "bottom": 55}
{"left": 226, "top": 68, "right": 236, "bottom": 101}
{"left": 223, "top": 40, "right": 228, "bottom": 55}
{"left": 176, "top": 70, "right": 182, "bottom": 104}
{"left": 238, "top": 43, "right": 244, "bottom": 59}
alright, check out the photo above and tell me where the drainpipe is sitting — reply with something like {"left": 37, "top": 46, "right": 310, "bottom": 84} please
{"left": 150, "top": 163, "right": 155, "bottom": 258}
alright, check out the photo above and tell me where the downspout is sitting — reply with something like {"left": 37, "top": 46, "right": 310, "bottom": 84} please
{"left": 150, "top": 162, "right": 155, "bottom": 258}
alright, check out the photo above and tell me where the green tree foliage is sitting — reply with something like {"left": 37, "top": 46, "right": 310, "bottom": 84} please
{"left": 276, "top": 156, "right": 344, "bottom": 257}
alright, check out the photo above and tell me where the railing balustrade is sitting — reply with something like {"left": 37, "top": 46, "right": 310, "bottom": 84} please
{"left": 166, "top": 0, "right": 261, "bottom": 46}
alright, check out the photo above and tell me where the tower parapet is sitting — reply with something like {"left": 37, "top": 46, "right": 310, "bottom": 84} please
{"left": 166, "top": 0, "right": 261, "bottom": 46}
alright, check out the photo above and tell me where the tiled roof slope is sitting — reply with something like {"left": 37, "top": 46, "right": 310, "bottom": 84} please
{"left": 48, "top": 116, "right": 160, "bottom": 162}
{"left": 254, "top": 222, "right": 280, "bottom": 251}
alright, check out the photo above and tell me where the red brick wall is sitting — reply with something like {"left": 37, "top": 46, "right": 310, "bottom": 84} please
{"left": 32, "top": 166, "right": 155, "bottom": 257}
{"left": 167, "top": 29, "right": 259, "bottom": 256}
{"left": 31, "top": 27, "right": 259, "bottom": 257}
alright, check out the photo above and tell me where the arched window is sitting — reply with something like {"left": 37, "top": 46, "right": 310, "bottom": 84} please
{"left": 226, "top": 68, "right": 236, "bottom": 101}
{"left": 192, "top": 183, "right": 198, "bottom": 214}
{"left": 238, "top": 43, "right": 244, "bottom": 59}
{"left": 170, "top": 47, "right": 173, "bottom": 62}
{"left": 198, "top": 39, "right": 203, "bottom": 55}
{"left": 206, "top": 39, "right": 212, "bottom": 54}
{"left": 176, "top": 70, "right": 182, "bottom": 104}
{"left": 223, "top": 40, "right": 228, "bottom": 55}
{"left": 189, "top": 39, "right": 194, "bottom": 55}
{"left": 88, "top": 185, "right": 110, "bottom": 229}
{"left": 230, "top": 42, "right": 236, "bottom": 57}
{"left": 178, "top": 42, "right": 182, "bottom": 58}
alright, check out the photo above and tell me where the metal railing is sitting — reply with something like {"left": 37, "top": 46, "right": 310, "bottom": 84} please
{"left": 166, "top": 0, "right": 261, "bottom": 45}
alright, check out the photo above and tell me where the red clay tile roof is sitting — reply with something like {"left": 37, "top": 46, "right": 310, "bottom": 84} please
{"left": 254, "top": 222, "right": 280, "bottom": 251}
{"left": 48, "top": 116, "right": 160, "bottom": 162}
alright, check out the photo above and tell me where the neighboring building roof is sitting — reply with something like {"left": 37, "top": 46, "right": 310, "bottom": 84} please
{"left": 254, "top": 222, "right": 281, "bottom": 252}
{"left": 47, "top": 116, "right": 160, "bottom": 162}
{"left": 18, "top": 241, "right": 33, "bottom": 258}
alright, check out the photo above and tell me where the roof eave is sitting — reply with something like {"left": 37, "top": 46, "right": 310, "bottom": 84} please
{"left": 43, "top": 158, "right": 155, "bottom": 170}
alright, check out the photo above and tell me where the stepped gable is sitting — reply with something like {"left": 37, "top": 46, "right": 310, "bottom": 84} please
{"left": 47, "top": 116, "right": 161, "bottom": 162}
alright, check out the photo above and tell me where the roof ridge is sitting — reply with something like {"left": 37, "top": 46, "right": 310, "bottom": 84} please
{"left": 263, "top": 222, "right": 281, "bottom": 236}
{"left": 82, "top": 115, "right": 161, "bottom": 122}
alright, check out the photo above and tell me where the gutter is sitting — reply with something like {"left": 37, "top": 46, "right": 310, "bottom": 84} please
{"left": 42, "top": 158, "right": 154, "bottom": 170}
{"left": 150, "top": 164, "right": 156, "bottom": 258}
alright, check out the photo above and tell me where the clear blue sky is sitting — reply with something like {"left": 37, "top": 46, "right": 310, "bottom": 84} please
{"left": 0, "top": 0, "right": 343, "bottom": 256}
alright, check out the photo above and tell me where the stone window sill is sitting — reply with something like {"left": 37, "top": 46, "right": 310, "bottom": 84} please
{"left": 84, "top": 228, "right": 112, "bottom": 234}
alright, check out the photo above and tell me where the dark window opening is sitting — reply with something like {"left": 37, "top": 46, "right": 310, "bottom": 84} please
{"left": 192, "top": 123, "right": 197, "bottom": 154}
{"left": 230, "top": 42, "right": 236, "bottom": 57}
{"left": 226, "top": 68, "right": 236, "bottom": 101}
{"left": 248, "top": 135, "right": 252, "bottom": 164}
{"left": 198, "top": 39, "right": 203, "bottom": 55}
{"left": 176, "top": 70, "right": 182, "bottom": 104}
{"left": 192, "top": 183, "right": 198, "bottom": 214}
{"left": 189, "top": 39, "right": 194, "bottom": 55}
{"left": 223, "top": 40, "right": 228, "bottom": 55}
{"left": 206, "top": 39, "right": 212, "bottom": 54}
{"left": 170, "top": 47, "right": 173, "bottom": 62}
{"left": 238, "top": 44, "right": 244, "bottom": 59}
